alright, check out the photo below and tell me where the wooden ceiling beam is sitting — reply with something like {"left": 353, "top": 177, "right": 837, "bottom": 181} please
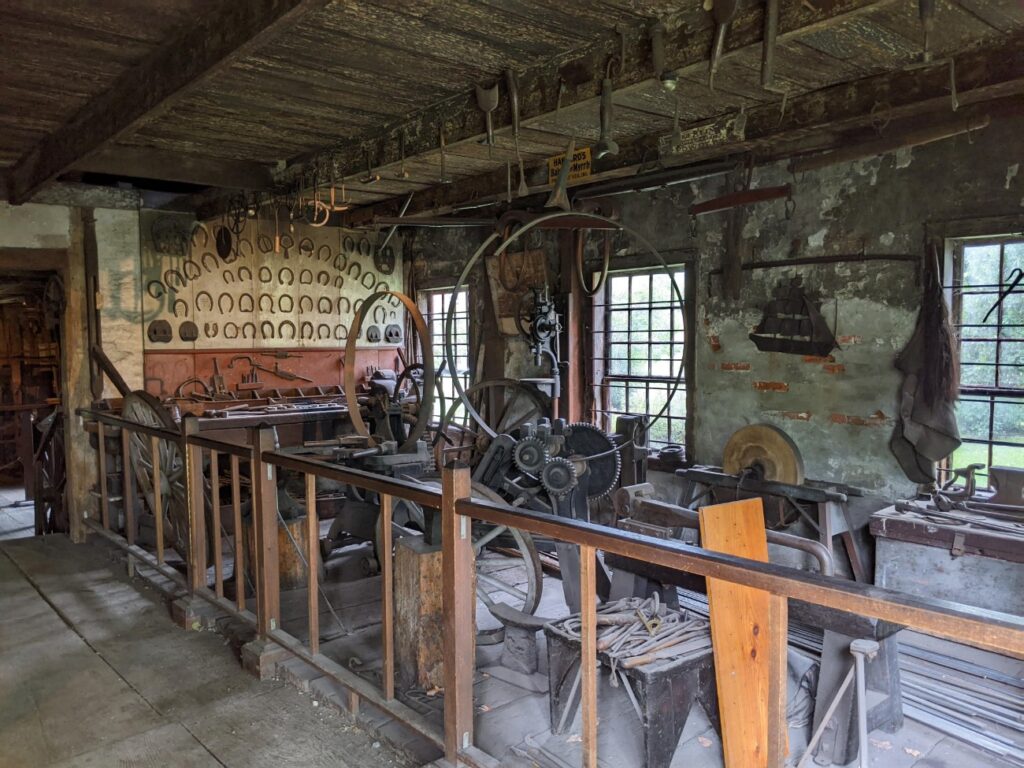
{"left": 3, "top": 0, "right": 329, "bottom": 205}
{"left": 72, "top": 146, "right": 274, "bottom": 190}
{"left": 285, "top": 0, "right": 898, "bottom": 183}
{"left": 339, "top": 33, "right": 1024, "bottom": 226}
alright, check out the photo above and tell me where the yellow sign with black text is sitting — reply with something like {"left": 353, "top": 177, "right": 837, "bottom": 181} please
{"left": 547, "top": 146, "right": 592, "bottom": 186}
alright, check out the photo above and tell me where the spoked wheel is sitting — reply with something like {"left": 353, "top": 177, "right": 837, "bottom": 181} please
{"left": 435, "top": 379, "right": 549, "bottom": 466}
{"left": 34, "top": 409, "right": 66, "bottom": 534}
{"left": 472, "top": 482, "right": 543, "bottom": 645}
{"left": 122, "top": 391, "right": 192, "bottom": 558}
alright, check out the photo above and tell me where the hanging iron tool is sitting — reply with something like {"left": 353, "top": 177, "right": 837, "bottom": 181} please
{"left": 708, "top": 0, "right": 739, "bottom": 91}
{"left": 761, "top": 0, "right": 779, "bottom": 88}
{"left": 595, "top": 58, "right": 619, "bottom": 159}
{"left": 505, "top": 69, "right": 529, "bottom": 197}
{"left": 439, "top": 123, "right": 452, "bottom": 184}
{"left": 919, "top": 0, "right": 936, "bottom": 63}
{"left": 360, "top": 146, "right": 381, "bottom": 185}
{"left": 475, "top": 81, "right": 500, "bottom": 159}
{"left": 545, "top": 136, "right": 576, "bottom": 211}
{"left": 651, "top": 21, "right": 677, "bottom": 91}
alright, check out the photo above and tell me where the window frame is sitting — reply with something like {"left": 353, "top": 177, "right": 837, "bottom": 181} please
{"left": 589, "top": 262, "right": 694, "bottom": 460}
{"left": 945, "top": 232, "right": 1024, "bottom": 480}
{"left": 418, "top": 286, "right": 471, "bottom": 426}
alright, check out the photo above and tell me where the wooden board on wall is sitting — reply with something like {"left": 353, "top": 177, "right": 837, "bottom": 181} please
{"left": 483, "top": 247, "right": 549, "bottom": 336}
{"left": 698, "top": 498, "right": 781, "bottom": 768}
{"left": 139, "top": 211, "right": 407, "bottom": 395}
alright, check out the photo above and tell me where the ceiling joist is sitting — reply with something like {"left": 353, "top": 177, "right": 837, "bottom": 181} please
{"left": 4, "top": 0, "right": 329, "bottom": 204}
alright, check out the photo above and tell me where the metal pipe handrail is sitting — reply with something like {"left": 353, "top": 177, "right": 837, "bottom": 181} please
{"left": 455, "top": 496, "right": 1024, "bottom": 658}
{"left": 261, "top": 449, "right": 443, "bottom": 509}
{"left": 78, "top": 408, "right": 181, "bottom": 443}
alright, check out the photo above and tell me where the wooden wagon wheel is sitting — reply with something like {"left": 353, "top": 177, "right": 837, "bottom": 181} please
{"left": 121, "top": 391, "right": 193, "bottom": 559}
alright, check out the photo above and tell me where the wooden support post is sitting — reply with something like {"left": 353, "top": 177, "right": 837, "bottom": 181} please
{"left": 767, "top": 595, "right": 790, "bottom": 767}
{"left": 185, "top": 417, "right": 207, "bottom": 594}
{"left": 97, "top": 421, "right": 109, "bottom": 529}
{"left": 211, "top": 450, "right": 223, "bottom": 598}
{"left": 231, "top": 454, "right": 244, "bottom": 611}
{"left": 381, "top": 492, "right": 394, "bottom": 700}
{"left": 121, "top": 426, "right": 135, "bottom": 546}
{"left": 442, "top": 463, "right": 474, "bottom": 765}
{"left": 580, "top": 542, "right": 598, "bottom": 768}
{"left": 306, "top": 472, "right": 319, "bottom": 655}
{"left": 150, "top": 434, "right": 164, "bottom": 565}
{"left": 251, "top": 426, "right": 280, "bottom": 637}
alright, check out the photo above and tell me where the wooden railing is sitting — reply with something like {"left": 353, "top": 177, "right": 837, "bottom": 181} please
{"left": 80, "top": 409, "right": 1024, "bottom": 768}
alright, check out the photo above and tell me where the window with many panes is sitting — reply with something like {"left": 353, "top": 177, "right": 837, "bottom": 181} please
{"left": 592, "top": 268, "right": 688, "bottom": 452}
{"left": 420, "top": 288, "right": 470, "bottom": 423}
{"left": 949, "top": 236, "right": 1024, "bottom": 478}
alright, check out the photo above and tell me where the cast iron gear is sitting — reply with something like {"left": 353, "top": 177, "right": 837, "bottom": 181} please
{"left": 513, "top": 436, "right": 549, "bottom": 475}
{"left": 561, "top": 422, "right": 621, "bottom": 500}
{"left": 541, "top": 457, "right": 578, "bottom": 498}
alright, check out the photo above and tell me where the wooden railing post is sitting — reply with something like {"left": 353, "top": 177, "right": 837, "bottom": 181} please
{"left": 120, "top": 425, "right": 136, "bottom": 547}
{"left": 184, "top": 416, "right": 207, "bottom": 594}
{"left": 380, "top": 492, "right": 394, "bottom": 700}
{"left": 251, "top": 425, "right": 280, "bottom": 637}
{"left": 767, "top": 595, "right": 790, "bottom": 766}
{"left": 442, "top": 462, "right": 474, "bottom": 765}
{"left": 230, "top": 454, "right": 244, "bottom": 612}
{"left": 305, "top": 472, "right": 319, "bottom": 655}
{"left": 96, "top": 421, "right": 110, "bottom": 529}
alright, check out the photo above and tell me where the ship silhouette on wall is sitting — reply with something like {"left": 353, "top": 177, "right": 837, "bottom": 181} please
{"left": 749, "top": 276, "right": 837, "bottom": 357}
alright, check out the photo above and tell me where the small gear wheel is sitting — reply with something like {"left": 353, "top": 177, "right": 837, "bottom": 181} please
{"left": 513, "top": 436, "right": 549, "bottom": 475}
{"left": 541, "top": 457, "right": 578, "bottom": 499}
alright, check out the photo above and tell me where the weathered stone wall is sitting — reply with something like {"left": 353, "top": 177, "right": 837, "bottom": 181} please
{"left": 409, "top": 115, "right": 1024, "bottom": 500}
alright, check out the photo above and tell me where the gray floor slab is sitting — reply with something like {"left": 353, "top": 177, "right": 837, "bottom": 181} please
{"left": 0, "top": 534, "right": 419, "bottom": 768}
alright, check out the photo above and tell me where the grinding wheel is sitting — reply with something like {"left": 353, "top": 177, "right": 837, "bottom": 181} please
{"left": 722, "top": 423, "right": 805, "bottom": 486}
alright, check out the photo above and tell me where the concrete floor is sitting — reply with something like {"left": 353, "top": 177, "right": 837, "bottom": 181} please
{"left": 0, "top": 534, "right": 419, "bottom": 768}
{"left": 0, "top": 483, "right": 34, "bottom": 541}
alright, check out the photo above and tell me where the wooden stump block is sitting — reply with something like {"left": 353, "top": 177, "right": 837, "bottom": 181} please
{"left": 395, "top": 535, "right": 445, "bottom": 691}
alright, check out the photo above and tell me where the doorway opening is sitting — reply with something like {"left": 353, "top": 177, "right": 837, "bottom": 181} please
{"left": 0, "top": 271, "right": 65, "bottom": 540}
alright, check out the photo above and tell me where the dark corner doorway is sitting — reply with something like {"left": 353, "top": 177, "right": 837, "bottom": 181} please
{"left": 0, "top": 271, "right": 66, "bottom": 540}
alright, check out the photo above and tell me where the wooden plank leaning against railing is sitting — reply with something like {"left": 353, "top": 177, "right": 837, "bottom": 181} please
{"left": 82, "top": 408, "right": 1024, "bottom": 768}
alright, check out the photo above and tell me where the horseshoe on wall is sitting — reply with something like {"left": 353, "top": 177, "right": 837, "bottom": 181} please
{"left": 239, "top": 293, "right": 255, "bottom": 313}
{"left": 195, "top": 291, "right": 214, "bottom": 312}
{"left": 334, "top": 323, "right": 348, "bottom": 341}
{"left": 204, "top": 322, "right": 219, "bottom": 338}
{"left": 317, "top": 296, "right": 333, "bottom": 314}
{"left": 258, "top": 266, "right": 273, "bottom": 283}
{"left": 299, "top": 295, "right": 314, "bottom": 314}
{"left": 260, "top": 320, "right": 275, "bottom": 339}
{"left": 146, "top": 280, "right": 166, "bottom": 300}
{"left": 237, "top": 238, "right": 255, "bottom": 260}
{"left": 257, "top": 233, "right": 274, "bottom": 254}
{"left": 218, "top": 293, "right": 234, "bottom": 314}
{"left": 299, "top": 237, "right": 315, "bottom": 256}
{"left": 358, "top": 237, "right": 372, "bottom": 258}
{"left": 238, "top": 265, "right": 253, "bottom": 282}
{"left": 337, "top": 296, "right": 351, "bottom": 314}
{"left": 334, "top": 276, "right": 345, "bottom": 290}
{"left": 172, "top": 298, "right": 189, "bottom": 318}
{"left": 300, "top": 321, "right": 314, "bottom": 340}
{"left": 164, "top": 268, "right": 187, "bottom": 292}
{"left": 279, "top": 267, "right": 295, "bottom": 286}
{"left": 258, "top": 293, "right": 274, "bottom": 313}
{"left": 201, "top": 252, "right": 219, "bottom": 273}
{"left": 224, "top": 322, "right": 239, "bottom": 339}
{"left": 222, "top": 269, "right": 235, "bottom": 284}
{"left": 191, "top": 222, "right": 210, "bottom": 250}
{"left": 372, "top": 305, "right": 387, "bottom": 324}
{"left": 299, "top": 268, "right": 313, "bottom": 285}
{"left": 278, "top": 320, "right": 297, "bottom": 340}
{"left": 317, "top": 244, "right": 332, "bottom": 263}
{"left": 183, "top": 259, "right": 202, "bottom": 280}
{"left": 278, "top": 294, "right": 294, "bottom": 313}
{"left": 333, "top": 252, "right": 348, "bottom": 272}
{"left": 241, "top": 322, "right": 256, "bottom": 339}
{"left": 317, "top": 271, "right": 331, "bottom": 287}
{"left": 353, "top": 298, "right": 364, "bottom": 313}
{"left": 317, "top": 323, "right": 331, "bottom": 340}
{"left": 361, "top": 270, "right": 377, "bottom": 290}
{"left": 343, "top": 234, "right": 356, "bottom": 254}
{"left": 346, "top": 261, "right": 361, "bottom": 280}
